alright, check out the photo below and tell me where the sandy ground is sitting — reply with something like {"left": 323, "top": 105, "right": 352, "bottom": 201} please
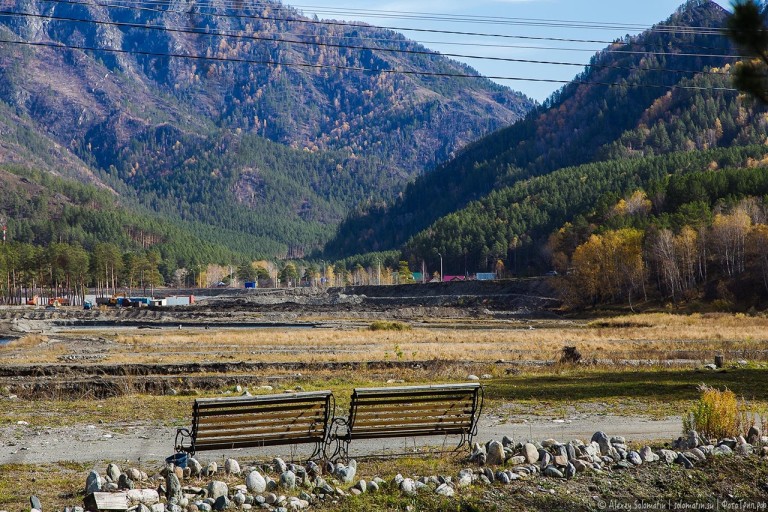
{"left": 0, "top": 414, "right": 682, "bottom": 466}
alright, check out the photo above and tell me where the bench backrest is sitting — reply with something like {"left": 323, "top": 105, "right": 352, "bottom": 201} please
{"left": 191, "top": 390, "right": 333, "bottom": 452}
{"left": 346, "top": 383, "right": 483, "bottom": 440}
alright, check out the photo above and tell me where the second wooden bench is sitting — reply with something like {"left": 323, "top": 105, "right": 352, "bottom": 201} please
{"left": 327, "top": 383, "right": 483, "bottom": 460}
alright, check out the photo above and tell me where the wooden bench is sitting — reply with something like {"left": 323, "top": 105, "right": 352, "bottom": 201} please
{"left": 175, "top": 390, "right": 333, "bottom": 460}
{"left": 327, "top": 383, "right": 483, "bottom": 460}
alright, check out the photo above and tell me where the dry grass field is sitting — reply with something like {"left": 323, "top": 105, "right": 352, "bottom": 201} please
{"left": 3, "top": 312, "right": 768, "bottom": 366}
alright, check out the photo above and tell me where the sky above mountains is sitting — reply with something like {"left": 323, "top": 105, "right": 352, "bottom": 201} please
{"left": 293, "top": 1, "right": 731, "bottom": 102}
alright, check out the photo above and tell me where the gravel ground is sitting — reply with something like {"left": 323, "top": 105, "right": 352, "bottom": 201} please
{"left": 0, "top": 414, "right": 682, "bottom": 466}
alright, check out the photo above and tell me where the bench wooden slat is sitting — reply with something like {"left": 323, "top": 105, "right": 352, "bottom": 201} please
{"left": 353, "top": 403, "right": 472, "bottom": 416}
{"left": 197, "top": 423, "right": 325, "bottom": 440}
{"left": 353, "top": 384, "right": 481, "bottom": 394}
{"left": 349, "top": 396, "right": 474, "bottom": 408}
{"left": 197, "top": 408, "right": 325, "bottom": 426}
{"left": 196, "top": 402, "right": 327, "bottom": 416}
{"left": 196, "top": 418, "right": 325, "bottom": 435}
{"left": 355, "top": 416, "right": 472, "bottom": 428}
{"left": 195, "top": 391, "right": 331, "bottom": 406}
{"left": 197, "top": 414, "right": 326, "bottom": 431}
{"left": 348, "top": 427, "right": 470, "bottom": 439}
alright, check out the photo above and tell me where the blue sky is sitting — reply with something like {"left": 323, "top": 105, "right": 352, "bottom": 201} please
{"left": 291, "top": 1, "right": 731, "bottom": 102}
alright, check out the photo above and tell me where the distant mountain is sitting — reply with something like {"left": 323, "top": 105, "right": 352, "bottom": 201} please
{"left": 324, "top": 0, "right": 766, "bottom": 268}
{"left": 0, "top": 0, "right": 533, "bottom": 258}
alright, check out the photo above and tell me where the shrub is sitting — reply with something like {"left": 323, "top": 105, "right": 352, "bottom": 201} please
{"left": 368, "top": 321, "right": 411, "bottom": 331}
{"left": 682, "top": 384, "right": 760, "bottom": 441}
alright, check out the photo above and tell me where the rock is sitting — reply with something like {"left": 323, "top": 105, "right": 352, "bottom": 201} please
{"left": 610, "top": 436, "right": 626, "bottom": 445}
{"left": 639, "top": 446, "right": 656, "bottom": 462}
{"left": 507, "top": 456, "right": 526, "bottom": 465}
{"left": 334, "top": 462, "right": 356, "bottom": 484}
{"left": 305, "top": 461, "right": 321, "bottom": 479}
{"left": 30, "top": 496, "right": 42, "bottom": 511}
{"left": 224, "top": 459, "right": 241, "bottom": 476}
{"left": 713, "top": 445, "right": 734, "bottom": 457}
{"left": 435, "top": 483, "right": 454, "bottom": 497}
{"left": 571, "top": 460, "right": 588, "bottom": 473}
{"left": 590, "top": 432, "right": 611, "bottom": 456}
{"left": 205, "top": 462, "right": 217, "bottom": 477}
{"left": 538, "top": 450, "right": 552, "bottom": 468}
{"left": 523, "top": 443, "right": 539, "bottom": 464}
{"left": 469, "top": 443, "right": 486, "bottom": 465}
{"left": 264, "top": 493, "right": 278, "bottom": 505}
{"left": 627, "top": 451, "right": 642, "bottom": 466}
{"left": 486, "top": 441, "right": 505, "bottom": 465}
{"left": 246, "top": 470, "right": 267, "bottom": 494}
{"left": 351, "top": 480, "right": 366, "bottom": 494}
{"left": 482, "top": 467, "right": 495, "bottom": 483}
{"left": 543, "top": 466, "right": 563, "bottom": 478}
{"left": 675, "top": 453, "right": 694, "bottom": 469}
{"left": 687, "top": 430, "right": 701, "bottom": 449}
{"left": 747, "top": 426, "right": 762, "bottom": 445}
{"left": 212, "top": 496, "right": 228, "bottom": 512}
{"left": 457, "top": 470, "right": 473, "bottom": 488}
{"left": 614, "top": 461, "right": 633, "bottom": 470}
{"left": 541, "top": 439, "right": 559, "bottom": 448}
{"left": 187, "top": 459, "right": 202, "bottom": 478}
{"left": 565, "top": 444, "right": 577, "bottom": 461}
{"left": 106, "top": 464, "right": 121, "bottom": 483}
{"left": 502, "top": 436, "right": 514, "bottom": 447}
{"left": 495, "top": 471, "right": 510, "bottom": 484}
{"left": 658, "top": 449, "right": 678, "bottom": 464}
{"left": 585, "top": 442, "right": 601, "bottom": 458}
{"left": 400, "top": 478, "right": 417, "bottom": 496}
{"left": 467, "top": 375, "right": 480, "bottom": 381}
{"left": 553, "top": 455, "right": 568, "bottom": 467}
{"left": 85, "top": 471, "right": 102, "bottom": 495}
{"left": 687, "top": 448, "right": 706, "bottom": 462}
{"left": 564, "top": 462, "right": 576, "bottom": 479}
{"left": 151, "top": 504, "right": 165, "bottom": 512}
{"left": 127, "top": 489, "right": 160, "bottom": 505}
{"left": 232, "top": 493, "right": 246, "bottom": 507}
{"left": 367, "top": 481, "right": 379, "bottom": 493}
{"left": 280, "top": 471, "right": 296, "bottom": 490}
{"left": 206, "top": 482, "right": 228, "bottom": 500}
{"left": 166, "top": 472, "right": 182, "bottom": 502}
{"left": 703, "top": 363, "right": 717, "bottom": 370}
{"left": 273, "top": 458, "right": 288, "bottom": 474}
{"left": 736, "top": 442, "right": 754, "bottom": 456}
{"left": 118, "top": 474, "right": 134, "bottom": 491}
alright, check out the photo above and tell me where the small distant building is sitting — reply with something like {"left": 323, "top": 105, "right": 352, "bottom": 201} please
{"left": 412, "top": 272, "right": 424, "bottom": 283}
{"left": 442, "top": 275, "right": 467, "bottom": 282}
{"left": 475, "top": 273, "right": 496, "bottom": 281}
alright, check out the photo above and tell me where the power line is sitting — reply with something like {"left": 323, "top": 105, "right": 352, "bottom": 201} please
{"left": 38, "top": 0, "right": 735, "bottom": 46}
{"left": 0, "top": 36, "right": 740, "bottom": 93}
{"left": 78, "top": 0, "right": 732, "bottom": 35}
{"left": 0, "top": 10, "right": 739, "bottom": 76}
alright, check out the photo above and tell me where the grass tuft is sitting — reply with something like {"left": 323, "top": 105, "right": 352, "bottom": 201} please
{"left": 368, "top": 321, "right": 412, "bottom": 331}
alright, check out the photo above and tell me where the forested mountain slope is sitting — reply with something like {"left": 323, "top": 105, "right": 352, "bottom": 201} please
{"left": 323, "top": 0, "right": 746, "bottom": 259}
{"left": 0, "top": 0, "right": 532, "bottom": 257}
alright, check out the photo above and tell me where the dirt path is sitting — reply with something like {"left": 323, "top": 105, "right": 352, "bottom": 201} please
{"left": 0, "top": 414, "right": 682, "bottom": 466}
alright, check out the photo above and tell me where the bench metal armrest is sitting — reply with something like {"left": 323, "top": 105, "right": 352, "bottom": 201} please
{"left": 175, "top": 427, "right": 195, "bottom": 455}
{"left": 325, "top": 416, "right": 351, "bottom": 462}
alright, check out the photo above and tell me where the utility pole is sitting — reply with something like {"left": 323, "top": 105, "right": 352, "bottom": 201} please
{"left": 437, "top": 252, "right": 443, "bottom": 283}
